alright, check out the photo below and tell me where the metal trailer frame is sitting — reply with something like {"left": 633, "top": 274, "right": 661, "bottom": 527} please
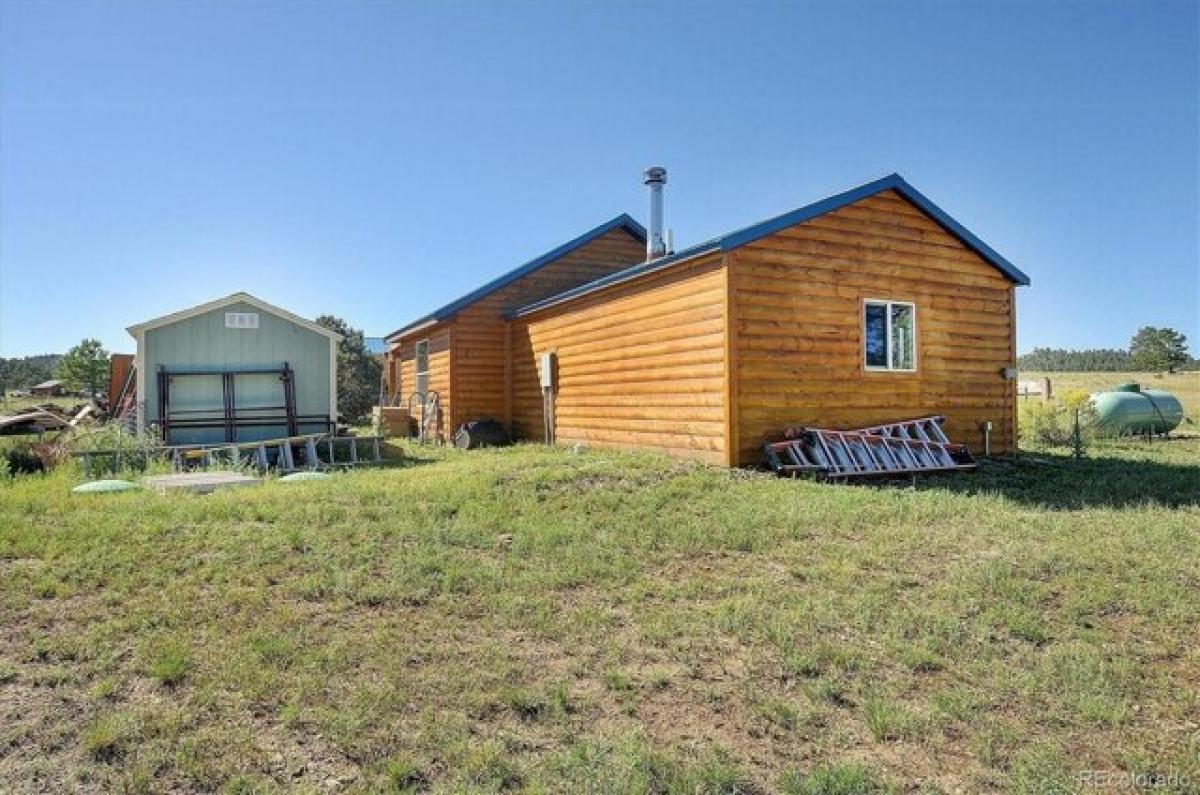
{"left": 155, "top": 362, "right": 332, "bottom": 445}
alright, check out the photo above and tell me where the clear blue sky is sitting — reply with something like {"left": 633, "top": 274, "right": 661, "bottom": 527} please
{"left": 1, "top": 0, "right": 1196, "bottom": 357}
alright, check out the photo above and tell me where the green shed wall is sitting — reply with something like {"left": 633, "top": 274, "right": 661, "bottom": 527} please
{"left": 141, "top": 301, "right": 334, "bottom": 444}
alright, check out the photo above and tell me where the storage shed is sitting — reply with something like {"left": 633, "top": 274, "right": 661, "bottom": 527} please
{"left": 386, "top": 173, "right": 1029, "bottom": 465}
{"left": 127, "top": 292, "right": 340, "bottom": 446}
{"left": 30, "top": 380, "right": 66, "bottom": 397}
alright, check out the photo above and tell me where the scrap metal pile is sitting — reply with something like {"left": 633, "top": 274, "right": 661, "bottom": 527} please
{"left": 0, "top": 403, "right": 95, "bottom": 436}
{"left": 763, "top": 415, "right": 977, "bottom": 480}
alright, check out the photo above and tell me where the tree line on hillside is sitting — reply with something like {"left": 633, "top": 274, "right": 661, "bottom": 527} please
{"left": 1019, "top": 327, "right": 1196, "bottom": 373}
{"left": 1018, "top": 347, "right": 1135, "bottom": 372}
{"left": 0, "top": 354, "right": 63, "bottom": 389}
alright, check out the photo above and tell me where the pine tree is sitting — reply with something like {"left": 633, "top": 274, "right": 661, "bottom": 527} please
{"left": 315, "top": 315, "right": 383, "bottom": 424}
{"left": 57, "top": 339, "right": 109, "bottom": 397}
{"left": 1130, "top": 327, "right": 1190, "bottom": 373}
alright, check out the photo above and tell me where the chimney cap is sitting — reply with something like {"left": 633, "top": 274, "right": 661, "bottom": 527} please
{"left": 643, "top": 166, "right": 667, "bottom": 185}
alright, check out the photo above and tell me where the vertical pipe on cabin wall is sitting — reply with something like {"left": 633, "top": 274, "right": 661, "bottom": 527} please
{"left": 446, "top": 327, "right": 455, "bottom": 443}
{"left": 539, "top": 351, "right": 556, "bottom": 445}
{"left": 722, "top": 251, "right": 740, "bottom": 467}
{"left": 503, "top": 323, "right": 514, "bottom": 434}
{"left": 1008, "top": 285, "right": 1017, "bottom": 453}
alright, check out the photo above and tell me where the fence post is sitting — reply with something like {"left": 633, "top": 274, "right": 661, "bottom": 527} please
{"left": 1072, "top": 407, "right": 1083, "bottom": 460}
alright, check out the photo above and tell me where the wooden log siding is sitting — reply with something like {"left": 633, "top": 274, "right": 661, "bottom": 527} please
{"left": 449, "top": 228, "right": 645, "bottom": 429}
{"left": 386, "top": 187, "right": 1020, "bottom": 464}
{"left": 384, "top": 227, "right": 645, "bottom": 436}
{"left": 731, "top": 189, "right": 1016, "bottom": 464}
{"left": 510, "top": 253, "right": 728, "bottom": 464}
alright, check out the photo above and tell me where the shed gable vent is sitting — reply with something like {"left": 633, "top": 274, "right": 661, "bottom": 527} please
{"left": 225, "top": 311, "right": 260, "bottom": 329}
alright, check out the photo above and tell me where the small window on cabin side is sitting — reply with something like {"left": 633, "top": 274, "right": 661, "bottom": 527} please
{"left": 863, "top": 300, "right": 916, "bottom": 372}
{"left": 415, "top": 339, "right": 430, "bottom": 395}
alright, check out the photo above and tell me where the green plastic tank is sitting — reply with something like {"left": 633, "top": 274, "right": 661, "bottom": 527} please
{"left": 1090, "top": 382, "right": 1184, "bottom": 435}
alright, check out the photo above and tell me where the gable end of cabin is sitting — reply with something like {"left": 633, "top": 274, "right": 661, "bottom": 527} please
{"left": 729, "top": 188, "right": 1018, "bottom": 464}
{"left": 385, "top": 225, "right": 646, "bottom": 440}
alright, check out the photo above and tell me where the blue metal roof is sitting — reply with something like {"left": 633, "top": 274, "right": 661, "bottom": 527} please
{"left": 511, "top": 173, "right": 1029, "bottom": 318}
{"left": 385, "top": 213, "right": 646, "bottom": 340}
{"left": 508, "top": 239, "right": 722, "bottom": 318}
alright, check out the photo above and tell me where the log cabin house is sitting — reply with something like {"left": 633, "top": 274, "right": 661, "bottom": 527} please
{"left": 384, "top": 172, "right": 1029, "bottom": 466}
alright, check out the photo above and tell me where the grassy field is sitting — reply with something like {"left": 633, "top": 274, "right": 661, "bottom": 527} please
{"left": 2, "top": 393, "right": 74, "bottom": 414}
{"left": 1023, "top": 370, "right": 1198, "bottom": 419}
{"left": 0, "top": 373, "right": 1197, "bottom": 793}
{"left": 1018, "top": 371, "right": 1198, "bottom": 468}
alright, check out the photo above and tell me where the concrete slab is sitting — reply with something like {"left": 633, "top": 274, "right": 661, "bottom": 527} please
{"left": 142, "top": 471, "right": 262, "bottom": 495}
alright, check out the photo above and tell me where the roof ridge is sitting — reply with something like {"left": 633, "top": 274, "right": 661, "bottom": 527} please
{"left": 384, "top": 213, "right": 646, "bottom": 341}
{"left": 127, "top": 291, "right": 342, "bottom": 340}
{"left": 510, "top": 174, "right": 1028, "bottom": 318}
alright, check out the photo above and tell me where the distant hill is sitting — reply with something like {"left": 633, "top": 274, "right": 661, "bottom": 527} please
{"left": 0, "top": 354, "right": 63, "bottom": 389}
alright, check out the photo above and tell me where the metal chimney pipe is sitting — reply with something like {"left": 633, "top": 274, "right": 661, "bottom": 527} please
{"left": 644, "top": 166, "right": 667, "bottom": 260}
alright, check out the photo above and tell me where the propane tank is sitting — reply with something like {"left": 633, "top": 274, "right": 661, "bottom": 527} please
{"left": 1090, "top": 382, "right": 1184, "bottom": 435}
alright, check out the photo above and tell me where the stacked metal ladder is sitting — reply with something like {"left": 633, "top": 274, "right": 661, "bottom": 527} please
{"left": 764, "top": 415, "right": 977, "bottom": 480}
{"left": 71, "top": 434, "right": 387, "bottom": 477}
{"left": 109, "top": 364, "right": 139, "bottom": 433}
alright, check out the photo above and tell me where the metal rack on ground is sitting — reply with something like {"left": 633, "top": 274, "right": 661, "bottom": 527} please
{"left": 764, "top": 415, "right": 977, "bottom": 480}
{"left": 73, "top": 433, "right": 385, "bottom": 478}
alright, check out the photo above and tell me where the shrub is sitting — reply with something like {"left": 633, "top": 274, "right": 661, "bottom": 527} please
{"left": 4, "top": 446, "right": 44, "bottom": 475}
{"left": 1018, "top": 393, "right": 1098, "bottom": 449}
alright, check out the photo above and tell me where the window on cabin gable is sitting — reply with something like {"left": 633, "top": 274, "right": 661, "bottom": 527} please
{"left": 864, "top": 300, "right": 916, "bottom": 372}
{"left": 415, "top": 339, "right": 430, "bottom": 395}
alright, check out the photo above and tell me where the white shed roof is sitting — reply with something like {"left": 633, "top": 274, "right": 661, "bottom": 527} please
{"left": 126, "top": 292, "right": 342, "bottom": 340}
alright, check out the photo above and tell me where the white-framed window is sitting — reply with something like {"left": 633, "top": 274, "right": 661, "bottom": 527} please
{"left": 863, "top": 299, "right": 917, "bottom": 372}
{"left": 415, "top": 339, "right": 430, "bottom": 395}
{"left": 224, "top": 311, "right": 259, "bottom": 329}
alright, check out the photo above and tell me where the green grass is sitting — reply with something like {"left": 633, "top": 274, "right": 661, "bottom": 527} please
{"left": 1, "top": 392, "right": 77, "bottom": 415}
{"left": 81, "top": 711, "right": 136, "bottom": 762}
{"left": 781, "top": 762, "right": 885, "bottom": 795}
{"left": 146, "top": 637, "right": 192, "bottom": 686}
{"left": 0, "top": 373, "right": 1197, "bottom": 791}
{"left": 1022, "top": 370, "right": 1198, "bottom": 410}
